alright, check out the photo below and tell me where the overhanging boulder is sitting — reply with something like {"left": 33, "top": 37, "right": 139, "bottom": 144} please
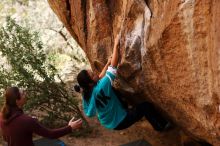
{"left": 48, "top": 0, "right": 220, "bottom": 145}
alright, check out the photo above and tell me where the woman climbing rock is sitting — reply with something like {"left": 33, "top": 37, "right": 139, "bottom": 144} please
{"left": 74, "top": 35, "right": 171, "bottom": 131}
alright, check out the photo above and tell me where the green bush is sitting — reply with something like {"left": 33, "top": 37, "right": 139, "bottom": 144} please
{"left": 0, "top": 17, "right": 88, "bottom": 128}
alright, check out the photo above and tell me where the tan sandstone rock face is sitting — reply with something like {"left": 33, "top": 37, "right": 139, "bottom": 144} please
{"left": 48, "top": 0, "right": 220, "bottom": 145}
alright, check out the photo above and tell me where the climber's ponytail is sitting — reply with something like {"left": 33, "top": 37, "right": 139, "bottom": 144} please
{"left": 74, "top": 85, "right": 81, "bottom": 93}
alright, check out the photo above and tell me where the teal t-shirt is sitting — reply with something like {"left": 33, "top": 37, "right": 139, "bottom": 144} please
{"left": 83, "top": 66, "right": 127, "bottom": 129}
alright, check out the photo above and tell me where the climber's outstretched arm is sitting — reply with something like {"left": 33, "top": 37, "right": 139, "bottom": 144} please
{"left": 99, "top": 57, "right": 111, "bottom": 79}
{"left": 111, "top": 35, "right": 120, "bottom": 68}
{"left": 99, "top": 35, "right": 120, "bottom": 79}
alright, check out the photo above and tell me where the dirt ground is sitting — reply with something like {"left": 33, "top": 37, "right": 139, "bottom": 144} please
{"left": 60, "top": 117, "right": 181, "bottom": 146}
{"left": 0, "top": 97, "right": 181, "bottom": 146}
{"left": 0, "top": 116, "right": 181, "bottom": 146}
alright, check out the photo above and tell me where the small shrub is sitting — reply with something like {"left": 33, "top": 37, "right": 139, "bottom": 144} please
{"left": 0, "top": 17, "right": 88, "bottom": 129}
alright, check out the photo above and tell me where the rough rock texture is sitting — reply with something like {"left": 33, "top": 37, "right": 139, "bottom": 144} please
{"left": 48, "top": 0, "right": 220, "bottom": 145}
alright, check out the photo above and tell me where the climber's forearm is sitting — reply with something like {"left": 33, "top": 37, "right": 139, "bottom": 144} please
{"left": 111, "top": 35, "right": 120, "bottom": 67}
{"left": 99, "top": 61, "right": 111, "bottom": 79}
